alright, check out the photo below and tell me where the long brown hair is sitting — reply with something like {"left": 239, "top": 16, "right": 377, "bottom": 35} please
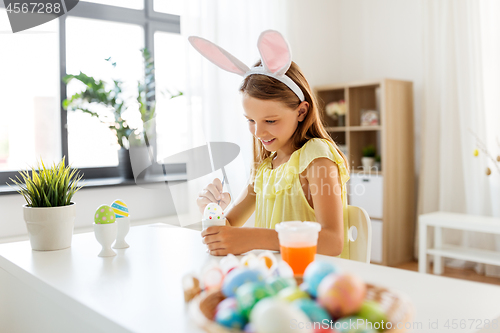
{"left": 240, "top": 60, "right": 349, "bottom": 182}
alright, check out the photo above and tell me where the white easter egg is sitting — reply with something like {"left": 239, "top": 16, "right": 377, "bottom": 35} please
{"left": 250, "top": 298, "right": 313, "bottom": 333}
{"left": 203, "top": 202, "right": 224, "bottom": 220}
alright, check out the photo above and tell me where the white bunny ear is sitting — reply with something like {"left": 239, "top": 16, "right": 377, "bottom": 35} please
{"left": 188, "top": 36, "right": 250, "bottom": 76}
{"left": 257, "top": 30, "right": 292, "bottom": 76}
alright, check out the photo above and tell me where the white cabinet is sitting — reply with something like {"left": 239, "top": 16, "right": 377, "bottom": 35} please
{"left": 348, "top": 174, "right": 383, "bottom": 219}
{"left": 371, "top": 219, "right": 383, "bottom": 263}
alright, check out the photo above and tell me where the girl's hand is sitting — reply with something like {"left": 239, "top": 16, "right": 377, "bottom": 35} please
{"left": 197, "top": 178, "right": 231, "bottom": 213}
{"left": 201, "top": 226, "right": 251, "bottom": 256}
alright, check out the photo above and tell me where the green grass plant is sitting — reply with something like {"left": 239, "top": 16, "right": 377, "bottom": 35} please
{"left": 8, "top": 157, "right": 83, "bottom": 207}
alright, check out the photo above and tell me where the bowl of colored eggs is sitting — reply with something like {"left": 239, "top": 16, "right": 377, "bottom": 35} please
{"left": 184, "top": 252, "right": 413, "bottom": 333}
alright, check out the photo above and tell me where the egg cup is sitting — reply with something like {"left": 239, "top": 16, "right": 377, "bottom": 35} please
{"left": 202, "top": 217, "right": 226, "bottom": 230}
{"left": 113, "top": 216, "right": 130, "bottom": 249}
{"left": 94, "top": 222, "right": 117, "bottom": 257}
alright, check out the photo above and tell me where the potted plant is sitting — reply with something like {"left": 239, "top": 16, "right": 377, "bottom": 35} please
{"left": 325, "top": 100, "right": 346, "bottom": 126}
{"left": 8, "top": 157, "right": 83, "bottom": 251}
{"left": 63, "top": 48, "right": 182, "bottom": 179}
{"left": 361, "top": 144, "right": 377, "bottom": 171}
{"left": 375, "top": 154, "right": 382, "bottom": 171}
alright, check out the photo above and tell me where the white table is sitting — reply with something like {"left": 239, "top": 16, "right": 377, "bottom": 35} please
{"left": 419, "top": 211, "right": 500, "bottom": 275}
{"left": 1, "top": 223, "right": 500, "bottom": 333}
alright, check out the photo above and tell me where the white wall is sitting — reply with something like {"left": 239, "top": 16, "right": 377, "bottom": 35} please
{"left": 286, "top": 0, "right": 423, "bottom": 174}
{"left": 0, "top": 0, "right": 424, "bottom": 240}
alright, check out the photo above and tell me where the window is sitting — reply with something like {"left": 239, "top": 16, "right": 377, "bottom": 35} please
{"left": 153, "top": 0, "right": 182, "bottom": 15}
{"left": 81, "top": 0, "right": 144, "bottom": 10}
{"left": 66, "top": 17, "right": 144, "bottom": 168}
{"left": 0, "top": 0, "right": 182, "bottom": 186}
{"left": 154, "top": 31, "right": 189, "bottom": 160}
{"left": 0, "top": 9, "right": 61, "bottom": 172}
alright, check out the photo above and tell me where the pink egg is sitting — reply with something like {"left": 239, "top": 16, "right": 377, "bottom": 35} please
{"left": 202, "top": 266, "right": 224, "bottom": 290}
{"left": 216, "top": 297, "right": 238, "bottom": 314}
{"left": 316, "top": 273, "right": 366, "bottom": 318}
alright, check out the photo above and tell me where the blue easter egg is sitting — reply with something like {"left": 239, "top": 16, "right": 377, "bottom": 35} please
{"left": 111, "top": 199, "right": 129, "bottom": 218}
{"left": 303, "top": 261, "right": 339, "bottom": 298}
{"left": 236, "top": 282, "right": 274, "bottom": 318}
{"left": 216, "top": 297, "right": 238, "bottom": 313}
{"left": 222, "top": 268, "right": 264, "bottom": 298}
{"left": 292, "top": 298, "right": 332, "bottom": 324}
{"left": 215, "top": 307, "right": 247, "bottom": 330}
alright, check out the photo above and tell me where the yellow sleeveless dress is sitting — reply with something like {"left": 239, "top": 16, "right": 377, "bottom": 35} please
{"left": 253, "top": 138, "right": 350, "bottom": 259}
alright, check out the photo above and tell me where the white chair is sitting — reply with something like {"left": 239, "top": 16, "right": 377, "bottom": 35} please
{"left": 347, "top": 205, "right": 372, "bottom": 263}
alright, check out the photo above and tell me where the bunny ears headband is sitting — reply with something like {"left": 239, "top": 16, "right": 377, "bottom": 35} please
{"left": 188, "top": 30, "right": 305, "bottom": 102}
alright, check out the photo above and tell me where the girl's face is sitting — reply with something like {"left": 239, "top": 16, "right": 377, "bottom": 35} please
{"left": 242, "top": 94, "right": 308, "bottom": 154}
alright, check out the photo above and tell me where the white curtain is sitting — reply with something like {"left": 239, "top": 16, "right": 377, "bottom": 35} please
{"left": 169, "top": 0, "right": 289, "bottom": 226}
{"left": 418, "top": 0, "right": 500, "bottom": 276}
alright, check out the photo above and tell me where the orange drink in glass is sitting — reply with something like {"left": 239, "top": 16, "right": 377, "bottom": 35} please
{"left": 275, "top": 222, "right": 322, "bottom": 276}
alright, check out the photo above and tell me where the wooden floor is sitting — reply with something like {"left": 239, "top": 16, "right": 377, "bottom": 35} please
{"left": 395, "top": 261, "right": 500, "bottom": 286}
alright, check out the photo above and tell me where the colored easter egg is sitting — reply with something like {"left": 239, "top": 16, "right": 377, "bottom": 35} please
{"left": 356, "top": 300, "right": 387, "bottom": 329}
{"left": 236, "top": 282, "right": 274, "bottom": 318}
{"left": 278, "top": 286, "right": 310, "bottom": 302}
{"left": 270, "top": 260, "right": 295, "bottom": 278}
{"left": 204, "top": 202, "right": 224, "bottom": 220}
{"left": 220, "top": 253, "right": 240, "bottom": 274}
{"left": 332, "top": 316, "right": 376, "bottom": 333}
{"left": 317, "top": 273, "right": 366, "bottom": 318}
{"left": 222, "top": 268, "right": 264, "bottom": 297}
{"left": 215, "top": 307, "right": 247, "bottom": 330}
{"left": 314, "top": 327, "right": 339, "bottom": 333}
{"left": 240, "top": 253, "right": 258, "bottom": 267}
{"left": 266, "top": 276, "right": 297, "bottom": 294}
{"left": 216, "top": 297, "right": 238, "bottom": 313}
{"left": 243, "top": 322, "right": 256, "bottom": 333}
{"left": 303, "top": 261, "right": 339, "bottom": 298}
{"left": 292, "top": 298, "right": 332, "bottom": 324}
{"left": 257, "top": 251, "right": 277, "bottom": 270}
{"left": 202, "top": 265, "right": 224, "bottom": 290}
{"left": 250, "top": 298, "right": 313, "bottom": 333}
{"left": 111, "top": 199, "right": 129, "bottom": 218}
{"left": 94, "top": 205, "right": 116, "bottom": 224}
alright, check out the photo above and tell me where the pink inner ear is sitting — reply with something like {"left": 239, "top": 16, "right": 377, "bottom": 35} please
{"left": 189, "top": 37, "right": 248, "bottom": 76}
{"left": 258, "top": 31, "right": 291, "bottom": 74}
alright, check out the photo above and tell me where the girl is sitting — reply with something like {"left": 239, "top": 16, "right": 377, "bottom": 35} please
{"left": 191, "top": 31, "right": 350, "bottom": 258}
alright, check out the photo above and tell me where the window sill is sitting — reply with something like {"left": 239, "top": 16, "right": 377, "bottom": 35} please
{"left": 0, "top": 172, "right": 187, "bottom": 196}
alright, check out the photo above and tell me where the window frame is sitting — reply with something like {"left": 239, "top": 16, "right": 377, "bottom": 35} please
{"left": 0, "top": 0, "right": 183, "bottom": 187}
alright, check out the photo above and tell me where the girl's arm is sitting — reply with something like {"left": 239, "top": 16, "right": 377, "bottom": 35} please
{"left": 202, "top": 158, "right": 345, "bottom": 256}
{"left": 202, "top": 179, "right": 281, "bottom": 255}
{"left": 301, "top": 157, "right": 344, "bottom": 256}
{"left": 202, "top": 226, "right": 279, "bottom": 256}
{"left": 224, "top": 182, "right": 257, "bottom": 227}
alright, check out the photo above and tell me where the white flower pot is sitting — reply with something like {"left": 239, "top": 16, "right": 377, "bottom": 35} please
{"left": 113, "top": 216, "right": 130, "bottom": 249}
{"left": 23, "top": 203, "right": 76, "bottom": 251}
{"left": 361, "top": 157, "right": 376, "bottom": 171}
{"left": 94, "top": 223, "right": 117, "bottom": 257}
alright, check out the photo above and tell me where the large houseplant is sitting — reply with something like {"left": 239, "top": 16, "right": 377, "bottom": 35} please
{"left": 8, "top": 157, "right": 83, "bottom": 251}
{"left": 63, "top": 48, "right": 182, "bottom": 179}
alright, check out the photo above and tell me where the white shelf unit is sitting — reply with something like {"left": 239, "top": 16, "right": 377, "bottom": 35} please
{"left": 315, "top": 79, "right": 415, "bottom": 266}
{"left": 419, "top": 211, "right": 500, "bottom": 275}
